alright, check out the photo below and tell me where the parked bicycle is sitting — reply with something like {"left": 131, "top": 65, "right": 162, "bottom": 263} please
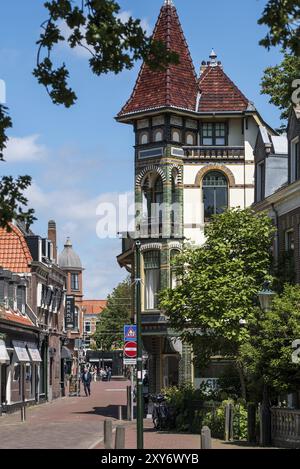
{"left": 150, "top": 393, "right": 176, "bottom": 430}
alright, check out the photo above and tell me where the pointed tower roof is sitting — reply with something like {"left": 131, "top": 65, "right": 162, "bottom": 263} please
{"left": 58, "top": 237, "right": 82, "bottom": 270}
{"left": 198, "top": 52, "right": 249, "bottom": 112}
{"left": 118, "top": 1, "right": 198, "bottom": 117}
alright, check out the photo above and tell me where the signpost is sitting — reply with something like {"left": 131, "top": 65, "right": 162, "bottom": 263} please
{"left": 123, "top": 325, "right": 137, "bottom": 422}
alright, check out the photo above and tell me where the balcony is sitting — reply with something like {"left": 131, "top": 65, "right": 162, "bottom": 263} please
{"left": 183, "top": 146, "right": 245, "bottom": 160}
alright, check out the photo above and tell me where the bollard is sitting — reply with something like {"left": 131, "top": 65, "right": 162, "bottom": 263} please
{"left": 201, "top": 426, "right": 212, "bottom": 449}
{"left": 20, "top": 404, "right": 26, "bottom": 422}
{"left": 118, "top": 405, "right": 123, "bottom": 421}
{"left": 247, "top": 403, "right": 257, "bottom": 444}
{"left": 115, "top": 425, "right": 125, "bottom": 449}
{"left": 104, "top": 419, "right": 113, "bottom": 449}
{"left": 127, "top": 386, "right": 132, "bottom": 421}
{"left": 225, "top": 403, "right": 233, "bottom": 441}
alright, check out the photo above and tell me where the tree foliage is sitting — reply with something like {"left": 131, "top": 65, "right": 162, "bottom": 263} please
{"left": 0, "top": 0, "right": 179, "bottom": 230}
{"left": 240, "top": 284, "right": 300, "bottom": 398}
{"left": 259, "top": 1, "right": 300, "bottom": 125}
{"left": 94, "top": 277, "right": 132, "bottom": 351}
{"left": 258, "top": 0, "right": 300, "bottom": 56}
{"left": 261, "top": 53, "right": 300, "bottom": 122}
{"left": 33, "top": 0, "right": 179, "bottom": 108}
{"left": 160, "top": 209, "right": 275, "bottom": 365}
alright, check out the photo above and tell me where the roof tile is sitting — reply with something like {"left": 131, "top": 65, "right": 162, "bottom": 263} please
{"left": 0, "top": 224, "right": 32, "bottom": 273}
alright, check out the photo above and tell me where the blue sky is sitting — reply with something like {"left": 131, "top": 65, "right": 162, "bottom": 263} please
{"left": 0, "top": 0, "right": 282, "bottom": 298}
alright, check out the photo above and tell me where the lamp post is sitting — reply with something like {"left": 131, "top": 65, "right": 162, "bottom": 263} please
{"left": 135, "top": 240, "right": 144, "bottom": 449}
{"left": 257, "top": 280, "right": 275, "bottom": 447}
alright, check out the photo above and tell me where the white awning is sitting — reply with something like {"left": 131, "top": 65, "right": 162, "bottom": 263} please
{"left": 12, "top": 341, "right": 30, "bottom": 362}
{"left": 0, "top": 340, "right": 9, "bottom": 364}
{"left": 27, "top": 343, "right": 42, "bottom": 363}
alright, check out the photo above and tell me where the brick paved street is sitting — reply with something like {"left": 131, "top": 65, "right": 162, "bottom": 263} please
{"left": 0, "top": 378, "right": 265, "bottom": 449}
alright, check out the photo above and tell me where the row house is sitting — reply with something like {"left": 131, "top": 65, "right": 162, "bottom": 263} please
{"left": 254, "top": 105, "right": 300, "bottom": 286}
{"left": 81, "top": 300, "right": 107, "bottom": 349}
{"left": 116, "top": 0, "right": 277, "bottom": 392}
{"left": 0, "top": 220, "right": 67, "bottom": 412}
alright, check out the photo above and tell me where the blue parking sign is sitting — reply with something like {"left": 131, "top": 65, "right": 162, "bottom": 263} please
{"left": 124, "top": 325, "right": 137, "bottom": 342}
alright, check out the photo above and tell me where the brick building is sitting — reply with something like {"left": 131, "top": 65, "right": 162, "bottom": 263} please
{"left": 116, "top": 0, "right": 277, "bottom": 391}
{"left": 81, "top": 300, "right": 107, "bottom": 349}
{"left": 254, "top": 105, "right": 300, "bottom": 284}
{"left": 0, "top": 220, "right": 67, "bottom": 411}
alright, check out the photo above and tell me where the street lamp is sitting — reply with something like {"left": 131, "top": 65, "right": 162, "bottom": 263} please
{"left": 257, "top": 281, "right": 275, "bottom": 312}
{"left": 257, "top": 280, "right": 275, "bottom": 447}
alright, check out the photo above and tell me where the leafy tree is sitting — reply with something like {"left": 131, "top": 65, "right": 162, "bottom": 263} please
{"left": 160, "top": 208, "right": 275, "bottom": 399}
{"left": 258, "top": 0, "right": 300, "bottom": 56}
{"left": 240, "top": 284, "right": 300, "bottom": 402}
{"left": 0, "top": 0, "right": 179, "bottom": 229}
{"left": 258, "top": 1, "right": 300, "bottom": 125}
{"left": 261, "top": 53, "right": 300, "bottom": 122}
{"left": 94, "top": 277, "right": 132, "bottom": 350}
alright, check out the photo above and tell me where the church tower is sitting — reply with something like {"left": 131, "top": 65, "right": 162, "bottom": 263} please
{"left": 117, "top": 1, "right": 276, "bottom": 392}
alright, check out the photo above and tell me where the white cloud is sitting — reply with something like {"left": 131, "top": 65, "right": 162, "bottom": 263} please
{"left": 26, "top": 181, "right": 134, "bottom": 297}
{"left": 4, "top": 135, "right": 48, "bottom": 162}
{"left": 117, "top": 10, "right": 152, "bottom": 35}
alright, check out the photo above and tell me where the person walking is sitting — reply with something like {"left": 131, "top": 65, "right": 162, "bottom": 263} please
{"left": 81, "top": 367, "right": 92, "bottom": 396}
{"left": 107, "top": 366, "right": 112, "bottom": 382}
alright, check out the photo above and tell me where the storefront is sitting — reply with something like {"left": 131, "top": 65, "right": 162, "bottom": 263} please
{"left": 0, "top": 339, "right": 10, "bottom": 414}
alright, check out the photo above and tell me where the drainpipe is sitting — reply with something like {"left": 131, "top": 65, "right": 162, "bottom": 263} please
{"left": 271, "top": 203, "right": 279, "bottom": 268}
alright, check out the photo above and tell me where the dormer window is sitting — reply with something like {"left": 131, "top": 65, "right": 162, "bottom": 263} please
{"left": 140, "top": 132, "right": 149, "bottom": 145}
{"left": 202, "top": 123, "right": 226, "bottom": 146}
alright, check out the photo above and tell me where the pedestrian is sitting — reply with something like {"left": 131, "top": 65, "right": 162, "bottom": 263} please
{"left": 81, "top": 367, "right": 92, "bottom": 396}
{"left": 93, "top": 367, "right": 97, "bottom": 382}
{"left": 107, "top": 366, "right": 112, "bottom": 382}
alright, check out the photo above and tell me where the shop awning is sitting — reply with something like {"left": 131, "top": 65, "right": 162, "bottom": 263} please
{"left": 12, "top": 341, "right": 30, "bottom": 362}
{"left": 0, "top": 339, "right": 9, "bottom": 364}
{"left": 61, "top": 346, "right": 72, "bottom": 360}
{"left": 27, "top": 343, "right": 42, "bottom": 362}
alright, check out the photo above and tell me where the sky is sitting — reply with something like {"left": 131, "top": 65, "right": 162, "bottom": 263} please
{"left": 0, "top": 0, "right": 283, "bottom": 299}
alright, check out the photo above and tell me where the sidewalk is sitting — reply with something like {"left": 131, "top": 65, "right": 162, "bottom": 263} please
{"left": 0, "top": 379, "right": 264, "bottom": 449}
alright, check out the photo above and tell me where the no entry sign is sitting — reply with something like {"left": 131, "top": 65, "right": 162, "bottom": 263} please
{"left": 124, "top": 341, "right": 137, "bottom": 358}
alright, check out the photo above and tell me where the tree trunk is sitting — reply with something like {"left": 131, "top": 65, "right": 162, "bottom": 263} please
{"left": 236, "top": 362, "right": 247, "bottom": 401}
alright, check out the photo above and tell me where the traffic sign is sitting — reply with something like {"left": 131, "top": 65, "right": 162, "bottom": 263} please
{"left": 124, "top": 341, "right": 137, "bottom": 358}
{"left": 124, "top": 325, "right": 137, "bottom": 342}
{"left": 123, "top": 358, "right": 137, "bottom": 365}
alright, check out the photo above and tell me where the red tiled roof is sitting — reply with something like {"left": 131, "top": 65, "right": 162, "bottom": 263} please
{"left": 198, "top": 65, "right": 249, "bottom": 112}
{"left": 82, "top": 300, "right": 107, "bottom": 315}
{"left": 118, "top": 3, "right": 198, "bottom": 117}
{"left": 0, "top": 224, "right": 32, "bottom": 273}
{"left": 0, "top": 307, "right": 34, "bottom": 327}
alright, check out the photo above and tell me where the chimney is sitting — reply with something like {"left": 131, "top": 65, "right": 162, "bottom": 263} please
{"left": 48, "top": 220, "right": 57, "bottom": 263}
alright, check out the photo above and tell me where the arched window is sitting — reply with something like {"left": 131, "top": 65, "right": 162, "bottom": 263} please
{"left": 141, "top": 174, "right": 163, "bottom": 235}
{"left": 202, "top": 171, "right": 228, "bottom": 221}
{"left": 154, "top": 129, "right": 163, "bottom": 142}
{"left": 172, "top": 130, "right": 181, "bottom": 143}
{"left": 140, "top": 132, "right": 149, "bottom": 145}
{"left": 144, "top": 251, "right": 160, "bottom": 310}
{"left": 170, "top": 250, "right": 180, "bottom": 289}
{"left": 186, "top": 133, "right": 194, "bottom": 146}
{"left": 171, "top": 169, "right": 179, "bottom": 235}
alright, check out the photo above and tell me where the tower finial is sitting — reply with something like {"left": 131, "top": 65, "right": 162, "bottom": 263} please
{"left": 164, "top": 0, "right": 174, "bottom": 5}
{"left": 209, "top": 49, "right": 218, "bottom": 67}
